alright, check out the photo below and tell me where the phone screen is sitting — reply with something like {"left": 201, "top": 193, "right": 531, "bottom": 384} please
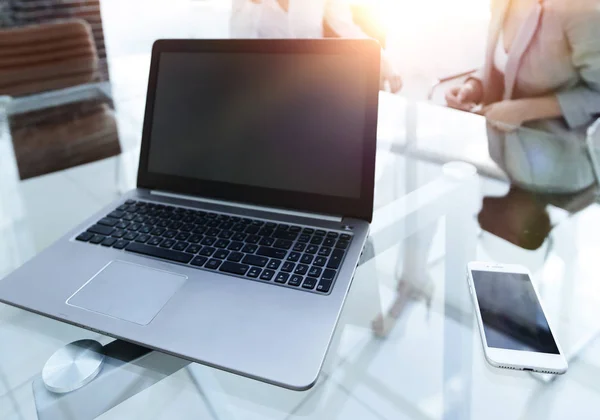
{"left": 471, "top": 270, "right": 559, "bottom": 354}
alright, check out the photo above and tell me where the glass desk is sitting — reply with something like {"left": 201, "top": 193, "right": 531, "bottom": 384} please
{"left": 2, "top": 91, "right": 600, "bottom": 420}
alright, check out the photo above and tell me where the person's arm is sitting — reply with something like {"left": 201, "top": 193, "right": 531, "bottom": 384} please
{"left": 480, "top": 95, "right": 562, "bottom": 128}
{"left": 554, "top": 0, "right": 600, "bottom": 128}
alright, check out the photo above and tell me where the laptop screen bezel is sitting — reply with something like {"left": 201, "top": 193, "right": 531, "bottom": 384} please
{"left": 137, "top": 39, "right": 379, "bottom": 222}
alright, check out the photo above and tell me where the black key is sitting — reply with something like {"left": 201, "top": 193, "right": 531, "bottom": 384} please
{"left": 322, "top": 269, "right": 336, "bottom": 280}
{"left": 122, "top": 213, "right": 135, "bottom": 221}
{"left": 246, "top": 235, "right": 260, "bottom": 244}
{"left": 188, "top": 234, "right": 203, "bottom": 244}
{"left": 281, "top": 262, "right": 295, "bottom": 272}
{"left": 245, "top": 225, "right": 260, "bottom": 235}
{"left": 160, "top": 239, "right": 176, "bottom": 248}
{"left": 293, "top": 243, "right": 306, "bottom": 252}
{"left": 173, "top": 241, "right": 188, "bottom": 251}
{"left": 135, "top": 234, "right": 151, "bottom": 243}
{"left": 147, "top": 236, "right": 163, "bottom": 246}
{"left": 232, "top": 233, "right": 247, "bottom": 242}
{"left": 228, "top": 241, "right": 244, "bottom": 251}
{"left": 134, "top": 216, "right": 147, "bottom": 224}
{"left": 181, "top": 223, "right": 195, "bottom": 232}
{"left": 308, "top": 266, "right": 322, "bottom": 278}
{"left": 300, "top": 254, "right": 314, "bottom": 264}
{"left": 191, "top": 256, "right": 208, "bottom": 267}
{"left": 213, "top": 249, "right": 230, "bottom": 259}
{"left": 113, "top": 239, "right": 130, "bottom": 250}
{"left": 242, "top": 255, "right": 268, "bottom": 267}
{"left": 251, "top": 220, "right": 264, "bottom": 226}
{"left": 287, "top": 252, "right": 301, "bottom": 262}
{"left": 260, "top": 269, "right": 275, "bottom": 281}
{"left": 129, "top": 223, "right": 142, "bottom": 232}
{"left": 201, "top": 237, "right": 216, "bottom": 246}
{"left": 206, "top": 220, "right": 220, "bottom": 228}
{"left": 302, "top": 228, "right": 314, "bottom": 234}
{"left": 170, "top": 214, "right": 183, "bottom": 222}
{"left": 242, "top": 244, "right": 258, "bottom": 253}
{"left": 123, "top": 232, "right": 139, "bottom": 241}
{"left": 318, "top": 247, "right": 332, "bottom": 257}
{"left": 206, "top": 212, "right": 218, "bottom": 219}
{"left": 294, "top": 264, "right": 308, "bottom": 275}
{"left": 227, "top": 252, "right": 244, "bottom": 262}
{"left": 116, "top": 204, "right": 129, "bottom": 211}
{"left": 230, "top": 216, "right": 242, "bottom": 223}
{"left": 314, "top": 256, "right": 327, "bottom": 267}
{"left": 327, "top": 232, "right": 339, "bottom": 238}
{"left": 175, "top": 232, "right": 190, "bottom": 241}
{"left": 340, "top": 234, "right": 352, "bottom": 240}
{"left": 265, "top": 222, "right": 277, "bottom": 228}
{"left": 327, "top": 249, "right": 344, "bottom": 269}
{"left": 163, "top": 230, "right": 177, "bottom": 239}
{"left": 205, "top": 259, "right": 222, "bottom": 270}
{"left": 258, "top": 228, "right": 273, "bottom": 237}
{"left": 101, "top": 237, "right": 117, "bottom": 247}
{"left": 218, "top": 230, "right": 234, "bottom": 239}
{"left": 257, "top": 246, "right": 287, "bottom": 259}
{"left": 275, "top": 272, "right": 289, "bottom": 284}
{"left": 324, "top": 238, "right": 336, "bottom": 247}
{"left": 315, "top": 230, "right": 326, "bottom": 236}
{"left": 232, "top": 223, "right": 246, "bottom": 232}
{"left": 151, "top": 227, "right": 166, "bottom": 236}
{"left": 310, "top": 236, "right": 323, "bottom": 245}
{"left": 289, "top": 275, "right": 303, "bottom": 287}
{"left": 126, "top": 242, "right": 193, "bottom": 264}
{"left": 241, "top": 218, "right": 252, "bottom": 224}
{"left": 98, "top": 217, "right": 119, "bottom": 227}
{"left": 199, "top": 246, "right": 216, "bottom": 257}
{"left": 267, "top": 259, "right": 281, "bottom": 270}
{"left": 111, "top": 229, "right": 125, "bottom": 238}
{"left": 219, "top": 261, "right": 249, "bottom": 276}
{"left": 219, "top": 222, "right": 234, "bottom": 230}
{"left": 125, "top": 199, "right": 136, "bottom": 205}
{"left": 147, "top": 217, "right": 159, "bottom": 225}
{"left": 76, "top": 232, "right": 94, "bottom": 242}
{"left": 185, "top": 244, "right": 201, "bottom": 254}
{"left": 157, "top": 220, "right": 170, "bottom": 228}
{"left": 297, "top": 234, "right": 310, "bottom": 243}
{"left": 276, "top": 224, "right": 289, "bottom": 231}
{"left": 317, "top": 279, "right": 333, "bottom": 293}
{"left": 206, "top": 228, "right": 220, "bottom": 237}
{"left": 273, "top": 239, "right": 293, "bottom": 250}
{"left": 88, "top": 224, "right": 114, "bottom": 236}
{"left": 139, "top": 226, "right": 152, "bottom": 234}
{"left": 116, "top": 221, "right": 130, "bottom": 229}
{"left": 272, "top": 231, "right": 298, "bottom": 241}
{"left": 193, "top": 226, "right": 207, "bottom": 235}
{"left": 247, "top": 267, "right": 262, "bottom": 278}
{"left": 302, "top": 277, "right": 317, "bottom": 290}
{"left": 306, "top": 245, "right": 319, "bottom": 254}
{"left": 335, "top": 240, "right": 350, "bottom": 250}
{"left": 214, "top": 239, "right": 230, "bottom": 248}
{"left": 289, "top": 226, "right": 301, "bottom": 233}
{"left": 259, "top": 237, "right": 275, "bottom": 246}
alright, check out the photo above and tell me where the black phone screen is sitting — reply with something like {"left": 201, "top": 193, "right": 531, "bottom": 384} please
{"left": 471, "top": 270, "right": 559, "bottom": 354}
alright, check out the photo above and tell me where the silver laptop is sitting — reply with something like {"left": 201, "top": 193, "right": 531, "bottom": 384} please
{"left": 0, "top": 39, "right": 380, "bottom": 390}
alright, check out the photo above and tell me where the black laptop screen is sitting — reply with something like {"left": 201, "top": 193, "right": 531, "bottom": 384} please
{"left": 147, "top": 51, "right": 367, "bottom": 199}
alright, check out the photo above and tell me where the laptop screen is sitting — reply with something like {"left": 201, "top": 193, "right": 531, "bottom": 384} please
{"left": 147, "top": 51, "right": 367, "bottom": 199}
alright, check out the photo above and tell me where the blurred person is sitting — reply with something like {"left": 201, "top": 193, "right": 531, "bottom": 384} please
{"left": 445, "top": 0, "right": 600, "bottom": 192}
{"left": 230, "top": 0, "right": 402, "bottom": 92}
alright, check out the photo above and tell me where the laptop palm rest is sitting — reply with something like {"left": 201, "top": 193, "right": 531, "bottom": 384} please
{"left": 67, "top": 260, "right": 187, "bottom": 325}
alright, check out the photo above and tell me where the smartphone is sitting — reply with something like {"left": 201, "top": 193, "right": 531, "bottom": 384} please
{"left": 466, "top": 262, "right": 567, "bottom": 374}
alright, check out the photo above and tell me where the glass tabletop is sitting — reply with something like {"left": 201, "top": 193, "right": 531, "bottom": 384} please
{"left": 3, "top": 82, "right": 600, "bottom": 419}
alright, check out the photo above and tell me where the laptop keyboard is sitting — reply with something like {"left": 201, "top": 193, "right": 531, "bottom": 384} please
{"left": 74, "top": 200, "right": 353, "bottom": 294}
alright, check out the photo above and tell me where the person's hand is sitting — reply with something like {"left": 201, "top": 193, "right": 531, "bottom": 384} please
{"left": 479, "top": 100, "right": 529, "bottom": 131}
{"left": 380, "top": 52, "right": 402, "bottom": 93}
{"left": 445, "top": 79, "right": 483, "bottom": 111}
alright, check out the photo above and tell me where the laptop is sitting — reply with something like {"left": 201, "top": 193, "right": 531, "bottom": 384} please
{"left": 0, "top": 39, "right": 380, "bottom": 390}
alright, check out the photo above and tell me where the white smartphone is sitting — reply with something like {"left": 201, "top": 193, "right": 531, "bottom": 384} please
{"left": 466, "top": 262, "right": 568, "bottom": 374}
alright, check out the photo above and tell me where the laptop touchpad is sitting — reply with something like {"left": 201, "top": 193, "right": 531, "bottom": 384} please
{"left": 67, "top": 260, "right": 187, "bottom": 325}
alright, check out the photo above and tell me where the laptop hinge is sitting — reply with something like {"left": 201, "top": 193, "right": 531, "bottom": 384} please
{"left": 149, "top": 190, "right": 344, "bottom": 222}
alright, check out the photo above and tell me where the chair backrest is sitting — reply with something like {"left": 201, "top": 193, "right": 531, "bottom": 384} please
{"left": 0, "top": 19, "right": 98, "bottom": 97}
